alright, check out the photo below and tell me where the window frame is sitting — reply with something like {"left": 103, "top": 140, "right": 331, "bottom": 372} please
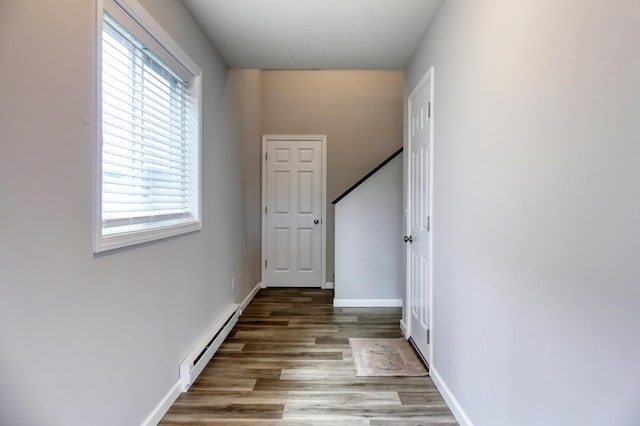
{"left": 94, "top": 0, "right": 202, "bottom": 253}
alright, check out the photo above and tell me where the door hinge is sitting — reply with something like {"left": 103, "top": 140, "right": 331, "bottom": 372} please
{"left": 264, "top": 259, "right": 267, "bottom": 268}
{"left": 428, "top": 102, "right": 431, "bottom": 118}
{"left": 427, "top": 216, "right": 431, "bottom": 232}
{"left": 427, "top": 329, "right": 430, "bottom": 344}
{"left": 265, "top": 205, "right": 267, "bottom": 214}
{"left": 265, "top": 152, "right": 268, "bottom": 161}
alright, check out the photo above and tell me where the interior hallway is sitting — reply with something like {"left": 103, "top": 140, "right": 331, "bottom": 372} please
{"left": 160, "top": 288, "right": 456, "bottom": 425}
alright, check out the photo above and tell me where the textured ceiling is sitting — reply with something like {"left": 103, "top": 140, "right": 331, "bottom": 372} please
{"left": 182, "top": 0, "right": 443, "bottom": 69}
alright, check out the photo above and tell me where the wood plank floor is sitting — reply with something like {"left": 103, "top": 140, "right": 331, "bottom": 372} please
{"left": 160, "top": 288, "right": 457, "bottom": 425}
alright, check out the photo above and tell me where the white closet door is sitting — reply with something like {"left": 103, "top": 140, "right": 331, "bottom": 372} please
{"left": 264, "top": 138, "right": 323, "bottom": 287}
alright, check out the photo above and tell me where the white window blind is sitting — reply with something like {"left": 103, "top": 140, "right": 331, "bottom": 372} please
{"left": 95, "top": 0, "right": 201, "bottom": 252}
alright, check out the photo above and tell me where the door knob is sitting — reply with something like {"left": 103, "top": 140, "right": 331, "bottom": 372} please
{"left": 404, "top": 235, "right": 413, "bottom": 243}
{"left": 314, "top": 219, "right": 320, "bottom": 225}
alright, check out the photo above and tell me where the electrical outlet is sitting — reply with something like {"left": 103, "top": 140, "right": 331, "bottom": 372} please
{"left": 231, "top": 277, "right": 236, "bottom": 293}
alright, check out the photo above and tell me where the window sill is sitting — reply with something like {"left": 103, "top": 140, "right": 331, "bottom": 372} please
{"left": 94, "top": 219, "right": 201, "bottom": 253}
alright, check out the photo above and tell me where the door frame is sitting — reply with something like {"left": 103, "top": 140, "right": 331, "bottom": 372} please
{"left": 404, "top": 67, "right": 435, "bottom": 364}
{"left": 261, "top": 135, "right": 327, "bottom": 288}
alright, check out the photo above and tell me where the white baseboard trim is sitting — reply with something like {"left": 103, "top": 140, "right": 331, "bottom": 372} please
{"left": 323, "top": 281, "right": 334, "bottom": 289}
{"left": 430, "top": 366, "right": 474, "bottom": 426}
{"left": 240, "top": 281, "right": 262, "bottom": 313}
{"left": 333, "top": 298, "right": 403, "bottom": 307}
{"left": 400, "top": 319, "right": 407, "bottom": 337}
{"left": 140, "top": 380, "right": 181, "bottom": 426}
{"left": 260, "top": 281, "right": 267, "bottom": 288}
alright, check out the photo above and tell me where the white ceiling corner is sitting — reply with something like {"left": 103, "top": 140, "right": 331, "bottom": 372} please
{"left": 182, "top": 0, "right": 443, "bottom": 70}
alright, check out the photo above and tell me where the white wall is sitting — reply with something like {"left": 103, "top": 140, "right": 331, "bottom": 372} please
{"left": 405, "top": 1, "right": 640, "bottom": 425}
{"left": 227, "top": 69, "right": 263, "bottom": 298}
{"left": 0, "top": 1, "right": 255, "bottom": 425}
{"left": 334, "top": 155, "right": 403, "bottom": 305}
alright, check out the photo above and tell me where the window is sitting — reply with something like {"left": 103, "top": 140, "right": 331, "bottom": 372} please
{"left": 95, "top": 0, "right": 201, "bottom": 252}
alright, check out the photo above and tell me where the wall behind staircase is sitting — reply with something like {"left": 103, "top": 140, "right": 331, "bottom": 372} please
{"left": 334, "top": 155, "right": 403, "bottom": 304}
{"left": 261, "top": 70, "right": 404, "bottom": 280}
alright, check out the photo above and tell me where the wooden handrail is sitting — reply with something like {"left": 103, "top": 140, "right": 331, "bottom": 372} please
{"left": 332, "top": 147, "right": 403, "bottom": 205}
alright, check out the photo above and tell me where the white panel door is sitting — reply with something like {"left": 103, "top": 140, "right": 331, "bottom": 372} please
{"left": 264, "top": 138, "right": 323, "bottom": 287}
{"left": 407, "top": 69, "right": 433, "bottom": 362}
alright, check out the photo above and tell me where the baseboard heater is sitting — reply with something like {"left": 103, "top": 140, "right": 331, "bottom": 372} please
{"left": 179, "top": 304, "right": 240, "bottom": 391}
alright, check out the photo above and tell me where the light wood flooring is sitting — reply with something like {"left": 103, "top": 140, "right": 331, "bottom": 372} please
{"left": 160, "top": 288, "right": 457, "bottom": 425}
